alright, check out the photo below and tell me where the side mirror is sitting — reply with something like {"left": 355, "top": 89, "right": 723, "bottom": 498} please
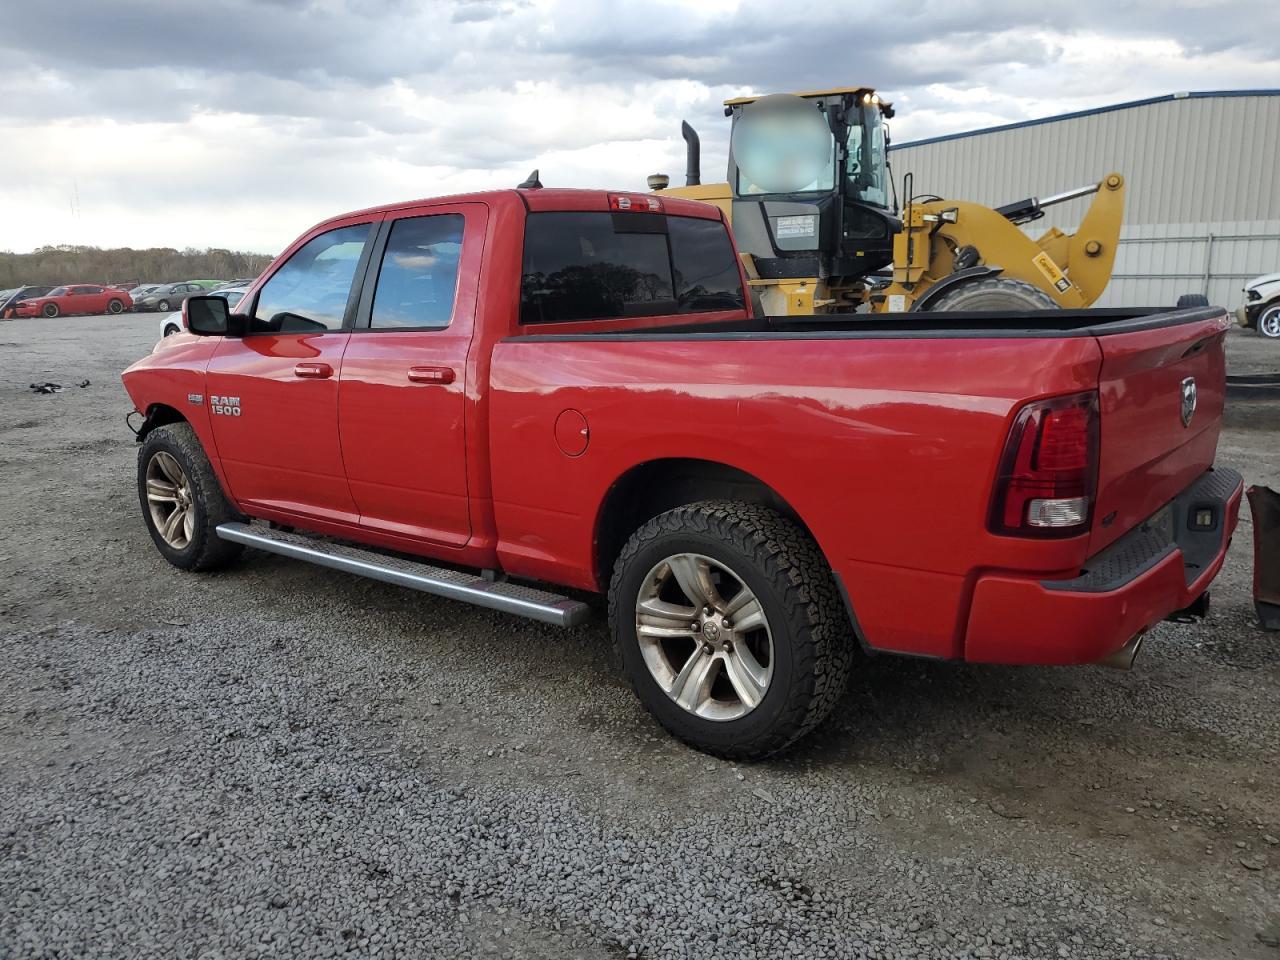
{"left": 185, "top": 295, "right": 246, "bottom": 336}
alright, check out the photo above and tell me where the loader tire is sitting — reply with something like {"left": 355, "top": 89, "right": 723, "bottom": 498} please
{"left": 927, "top": 277, "right": 1058, "bottom": 312}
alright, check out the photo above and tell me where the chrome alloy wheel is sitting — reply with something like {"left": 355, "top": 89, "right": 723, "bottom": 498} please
{"left": 145, "top": 451, "right": 195, "bottom": 549}
{"left": 1260, "top": 307, "right": 1280, "bottom": 339}
{"left": 635, "top": 553, "right": 774, "bottom": 721}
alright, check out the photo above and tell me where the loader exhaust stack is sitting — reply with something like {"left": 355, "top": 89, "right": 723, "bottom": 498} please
{"left": 681, "top": 121, "right": 701, "bottom": 187}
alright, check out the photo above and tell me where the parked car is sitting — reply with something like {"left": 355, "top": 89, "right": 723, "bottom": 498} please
{"left": 1236, "top": 272, "right": 1280, "bottom": 339}
{"left": 0, "top": 285, "right": 55, "bottom": 318}
{"left": 121, "top": 187, "right": 1242, "bottom": 759}
{"left": 133, "top": 282, "right": 208, "bottom": 313}
{"left": 214, "top": 277, "right": 259, "bottom": 290}
{"left": 14, "top": 284, "right": 133, "bottom": 318}
{"left": 160, "top": 286, "right": 248, "bottom": 338}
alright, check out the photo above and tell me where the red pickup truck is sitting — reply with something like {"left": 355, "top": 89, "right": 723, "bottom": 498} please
{"left": 121, "top": 187, "right": 1243, "bottom": 759}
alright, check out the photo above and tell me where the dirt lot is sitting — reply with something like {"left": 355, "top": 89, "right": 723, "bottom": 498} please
{"left": 1, "top": 313, "right": 1278, "bottom": 959}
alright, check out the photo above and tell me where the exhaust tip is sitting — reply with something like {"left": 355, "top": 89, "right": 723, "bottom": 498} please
{"left": 1096, "top": 632, "right": 1144, "bottom": 670}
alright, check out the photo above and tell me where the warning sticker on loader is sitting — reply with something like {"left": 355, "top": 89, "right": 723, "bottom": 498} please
{"left": 1032, "top": 252, "right": 1073, "bottom": 295}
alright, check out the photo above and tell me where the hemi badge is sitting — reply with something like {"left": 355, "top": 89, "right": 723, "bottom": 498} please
{"left": 187, "top": 393, "right": 204, "bottom": 405}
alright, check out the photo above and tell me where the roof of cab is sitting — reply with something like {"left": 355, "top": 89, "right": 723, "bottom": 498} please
{"left": 314, "top": 187, "right": 727, "bottom": 229}
{"left": 723, "top": 86, "right": 874, "bottom": 106}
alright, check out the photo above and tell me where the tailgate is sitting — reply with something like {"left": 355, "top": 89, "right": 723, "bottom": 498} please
{"left": 1090, "top": 311, "right": 1231, "bottom": 554}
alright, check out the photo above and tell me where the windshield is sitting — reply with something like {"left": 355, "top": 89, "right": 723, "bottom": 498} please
{"left": 845, "top": 106, "right": 890, "bottom": 208}
{"left": 732, "top": 95, "right": 835, "bottom": 196}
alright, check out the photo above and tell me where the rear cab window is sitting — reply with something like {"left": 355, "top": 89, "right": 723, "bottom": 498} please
{"left": 519, "top": 208, "right": 744, "bottom": 326}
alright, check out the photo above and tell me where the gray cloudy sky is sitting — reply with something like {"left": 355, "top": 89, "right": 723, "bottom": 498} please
{"left": 2, "top": 0, "right": 1278, "bottom": 254}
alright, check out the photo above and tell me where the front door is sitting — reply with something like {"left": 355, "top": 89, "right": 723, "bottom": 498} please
{"left": 205, "top": 217, "right": 377, "bottom": 526}
{"left": 338, "top": 205, "right": 483, "bottom": 546}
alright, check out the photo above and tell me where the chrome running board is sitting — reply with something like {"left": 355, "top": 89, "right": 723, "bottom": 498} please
{"left": 215, "top": 522, "right": 591, "bottom": 627}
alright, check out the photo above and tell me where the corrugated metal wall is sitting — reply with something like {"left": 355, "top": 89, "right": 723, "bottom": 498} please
{"left": 890, "top": 93, "right": 1280, "bottom": 307}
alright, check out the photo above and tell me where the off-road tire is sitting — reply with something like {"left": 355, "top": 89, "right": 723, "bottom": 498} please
{"left": 42, "top": 302, "right": 59, "bottom": 318}
{"left": 927, "top": 276, "right": 1058, "bottom": 312}
{"left": 609, "top": 500, "right": 854, "bottom": 760}
{"left": 137, "top": 423, "right": 243, "bottom": 571}
{"left": 107, "top": 298, "right": 124, "bottom": 314}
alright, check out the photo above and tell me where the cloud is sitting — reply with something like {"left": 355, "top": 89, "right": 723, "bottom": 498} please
{"left": 0, "top": 0, "right": 1277, "bottom": 252}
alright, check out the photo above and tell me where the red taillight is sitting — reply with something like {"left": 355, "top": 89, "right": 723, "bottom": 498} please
{"left": 609, "top": 193, "right": 663, "bottom": 213}
{"left": 990, "top": 391, "right": 1099, "bottom": 537}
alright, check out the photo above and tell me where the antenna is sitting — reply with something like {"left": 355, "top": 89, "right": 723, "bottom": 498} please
{"left": 518, "top": 169, "right": 543, "bottom": 189}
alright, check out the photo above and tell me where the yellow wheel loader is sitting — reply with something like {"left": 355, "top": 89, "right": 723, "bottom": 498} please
{"left": 650, "top": 88, "right": 1125, "bottom": 315}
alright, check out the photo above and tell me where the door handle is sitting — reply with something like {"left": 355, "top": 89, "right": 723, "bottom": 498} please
{"left": 293, "top": 362, "right": 333, "bottom": 379}
{"left": 407, "top": 365, "right": 456, "bottom": 385}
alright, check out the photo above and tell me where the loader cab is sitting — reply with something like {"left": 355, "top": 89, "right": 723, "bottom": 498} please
{"left": 725, "top": 88, "right": 899, "bottom": 283}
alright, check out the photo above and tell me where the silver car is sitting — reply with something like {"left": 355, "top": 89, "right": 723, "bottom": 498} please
{"left": 136, "top": 282, "right": 208, "bottom": 313}
{"left": 160, "top": 287, "right": 248, "bottom": 338}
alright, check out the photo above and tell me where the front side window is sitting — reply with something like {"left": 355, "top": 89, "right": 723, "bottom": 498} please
{"left": 252, "top": 222, "right": 370, "bottom": 333}
{"left": 48, "top": 287, "right": 68, "bottom": 297}
{"left": 370, "top": 214, "right": 464, "bottom": 329}
{"left": 520, "top": 212, "right": 743, "bottom": 324}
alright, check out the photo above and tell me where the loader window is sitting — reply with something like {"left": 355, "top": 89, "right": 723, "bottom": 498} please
{"left": 845, "top": 107, "right": 889, "bottom": 208}
{"left": 520, "top": 212, "right": 744, "bottom": 324}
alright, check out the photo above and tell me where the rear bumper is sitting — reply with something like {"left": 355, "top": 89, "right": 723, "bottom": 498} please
{"left": 964, "top": 467, "right": 1243, "bottom": 665}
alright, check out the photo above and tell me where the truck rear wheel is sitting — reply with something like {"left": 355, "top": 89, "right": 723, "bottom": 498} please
{"left": 137, "top": 422, "right": 243, "bottom": 571}
{"left": 608, "top": 500, "right": 853, "bottom": 759}
{"left": 927, "top": 276, "right": 1058, "bottom": 312}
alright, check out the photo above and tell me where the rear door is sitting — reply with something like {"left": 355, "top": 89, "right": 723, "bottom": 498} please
{"left": 205, "top": 216, "right": 378, "bottom": 525}
{"left": 1090, "top": 311, "right": 1230, "bottom": 552}
{"left": 338, "top": 203, "right": 483, "bottom": 546}
{"left": 82, "top": 285, "right": 107, "bottom": 312}
{"left": 70, "top": 285, "right": 100, "bottom": 312}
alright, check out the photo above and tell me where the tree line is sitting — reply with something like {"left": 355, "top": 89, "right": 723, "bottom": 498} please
{"left": 0, "top": 245, "right": 275, "bottom": 288}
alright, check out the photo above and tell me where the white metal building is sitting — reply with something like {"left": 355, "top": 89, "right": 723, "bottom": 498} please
{"left": 889, "top": 90, "right": 1280, "bottom": 307}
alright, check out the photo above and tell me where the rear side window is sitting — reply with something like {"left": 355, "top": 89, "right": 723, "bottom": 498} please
{"left": 370, "top": 214, "right": 464, "bottom": 329}
{"left": 520, "top": 212, "right": 743, "bottom": 324}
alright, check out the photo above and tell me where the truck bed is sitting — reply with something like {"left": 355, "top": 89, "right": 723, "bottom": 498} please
{"left": 514, "top": 306, "right": 1224, "bottom": 341}
{"left": 492, "top": 303, "right": 1233, "bottom": 660}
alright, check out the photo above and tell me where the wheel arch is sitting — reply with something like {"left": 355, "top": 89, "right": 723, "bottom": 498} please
{"left": 593, "top": 458, "right": 822, "bottom": 591}
{"left": 137, "top": 402, "right": 188, "bottom": 442}
{"left": 908, "top": 265, "right": 1003, "bottom": 312}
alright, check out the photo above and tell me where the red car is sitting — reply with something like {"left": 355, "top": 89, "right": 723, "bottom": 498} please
{"left": 16, "top": 284, "right": 133, "bottom": 318}
{"left": 121, "top": 187, "right": 1242, "bottom": 759}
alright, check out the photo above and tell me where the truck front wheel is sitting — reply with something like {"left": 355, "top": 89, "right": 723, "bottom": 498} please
{"left": 608, "top": 500, "right": 853, "bottom": 759}
{"left": 137, "top": 422, "right": 243, "bottom": 571}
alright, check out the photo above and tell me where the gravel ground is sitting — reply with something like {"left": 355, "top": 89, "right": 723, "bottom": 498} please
{"left": 1, "top": 313, "right": 1278, "bottom": 959}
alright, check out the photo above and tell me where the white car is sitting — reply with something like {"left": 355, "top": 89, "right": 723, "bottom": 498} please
{"left": 1236, "top": 272, "right": 1280, "bottom": 339}
{"left": 160, "top": 287, "right": 248, "bottom": 338}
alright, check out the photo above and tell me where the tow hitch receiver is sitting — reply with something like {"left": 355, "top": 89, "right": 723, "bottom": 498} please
{"left": 1248, "top": 485, "right": 1280, "bottom": 630}
{"left": 1164, "top": 591, "right": 1210, "bottom": 624}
